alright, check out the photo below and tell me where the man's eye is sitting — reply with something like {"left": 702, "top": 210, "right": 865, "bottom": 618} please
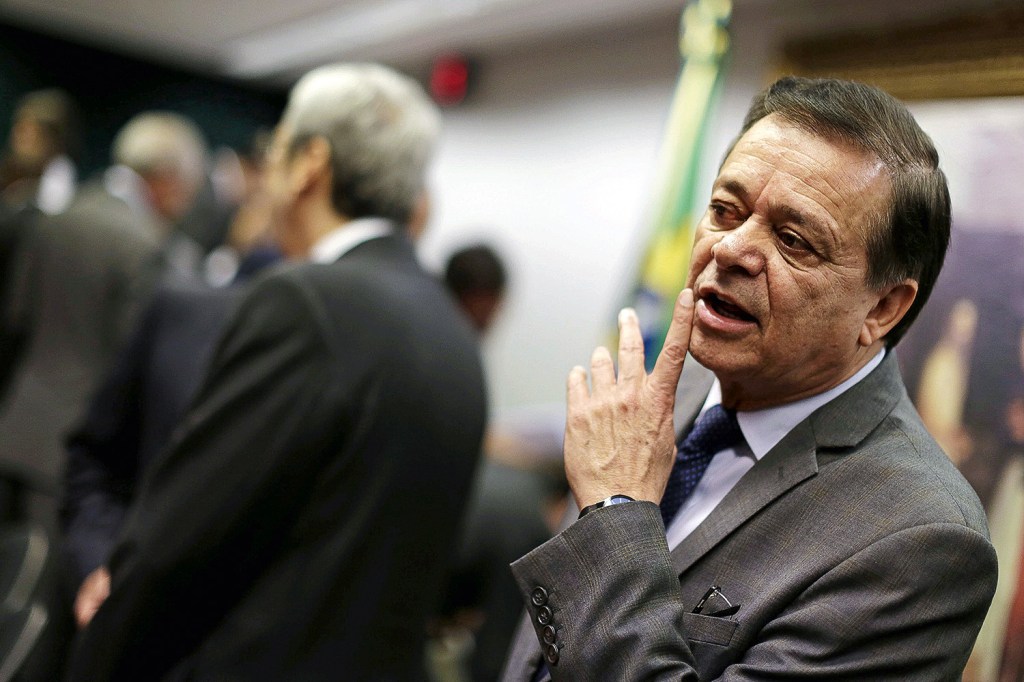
{"left": 709, "top": 202, "right": 737, "bottom": 222}
{"left": 778, "top": 230, "right": 809, "bottom": 251}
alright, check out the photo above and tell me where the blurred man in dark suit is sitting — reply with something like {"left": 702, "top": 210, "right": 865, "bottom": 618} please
{"left": 61, "top": 282, "right": 246, "bottom": 627}
{"left": 61, "top": 135, "right": 280, "bottom": 631}
{"left": 68, "top": 63, "right": 487, "bottom": 681}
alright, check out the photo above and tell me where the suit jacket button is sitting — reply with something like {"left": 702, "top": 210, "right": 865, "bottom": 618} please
{"left": 542, "top": 625, "right": 556, "bottom": 644}
{"left": 531, "top": 587, "right": 549, "bottom": 607}
{"left": 545, "top": 643, "right": 560, "bottom": 665}
{"left": 537, "top": 605, "right": 553, "bottom": 625}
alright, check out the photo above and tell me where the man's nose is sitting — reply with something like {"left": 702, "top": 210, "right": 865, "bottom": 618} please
{"left": 710, "top": 220, "right": 766, "bottom": 276}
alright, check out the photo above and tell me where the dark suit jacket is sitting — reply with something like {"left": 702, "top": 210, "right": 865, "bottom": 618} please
{"left": 68, "top": 233, "right": 488, "bottom": 681}
{"left": 442, "top": 460, "right": 557, "bottom": 681}
{"left": 61, "top": 282, "right": 246, "bottom": 584}
{"left": 502, "top": 352, "right": 997, "bottom": 680}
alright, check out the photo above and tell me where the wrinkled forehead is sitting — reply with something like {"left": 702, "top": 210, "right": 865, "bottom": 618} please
{"left": 731, "top": 114, "right": 887, "bottom": 180}
{"left": 721, "top": 115, "right": 892, "bottom": 239}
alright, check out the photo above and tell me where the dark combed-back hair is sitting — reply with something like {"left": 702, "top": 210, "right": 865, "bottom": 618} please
{"left": 444, "top": 244, "right": 507, "bottom": 297}
{"left": 740, "top": 76, "right": 950, "bottom": 347}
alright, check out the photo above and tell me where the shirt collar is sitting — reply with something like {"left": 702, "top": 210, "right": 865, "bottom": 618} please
{"left": 702, "top": 349, "right": 886, "bottom": 460}
{"left": 310, "top": 217, "right": 394, "bottom": 264}
{"left": 104, "top": 164, "right": 153, "bottom": 218}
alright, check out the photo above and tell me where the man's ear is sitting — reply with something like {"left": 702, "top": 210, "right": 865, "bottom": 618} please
{"left": 289, "top": 136, "right": 331, "bottom": 197}
{"left": 859, "top": 279, "right": 918, "bottom": 347}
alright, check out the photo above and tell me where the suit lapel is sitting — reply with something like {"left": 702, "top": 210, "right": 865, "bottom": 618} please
{"left": 670, "top": 352, "right": 906, "bottom": 576}
{"left": 671, "top": 420, "right": 818, "bottom": 575}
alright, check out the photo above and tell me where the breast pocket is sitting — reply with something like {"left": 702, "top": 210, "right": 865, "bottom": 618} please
{"left": 682, "top": 612, "right": 739, "bottom": 647}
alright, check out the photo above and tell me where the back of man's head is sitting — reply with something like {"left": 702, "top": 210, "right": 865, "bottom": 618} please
{"left": 740, "top": 76, "right": 950, "bottom": 347}
{"left": 280, "top": 63, "right": 441, "bottom": 226}
{"left": 112, "top": 112, "right": 208, "bottom": 219}
{"left": 445, "top": 244, "right": 507, "bottom": 298}
{"left": 444, "top": 244, "right": 507, "bottom": 334}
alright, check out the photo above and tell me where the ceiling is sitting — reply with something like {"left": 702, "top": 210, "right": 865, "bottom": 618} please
{"left": 0, "top": 0, "right": 688, "bottom": 83}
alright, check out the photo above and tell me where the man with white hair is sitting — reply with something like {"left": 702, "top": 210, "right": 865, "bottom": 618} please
{"left": 68, "top": 63, "right": 487, "bottom": 681}
{"left": 104, "top": 111, "right": 208, "bottom": 281}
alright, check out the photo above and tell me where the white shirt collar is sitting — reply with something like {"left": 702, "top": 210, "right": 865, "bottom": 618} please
{"left": 310, "top": 217, "right": 393, "bottom": 264}
{"left": 104, "top": 164, "right": 152, "bottom": 218}
{"left": 37, "top": 155, "right": 76, "bottom": 215}
{"left": 702, "top": 349, "right": 886, "bottom": 460}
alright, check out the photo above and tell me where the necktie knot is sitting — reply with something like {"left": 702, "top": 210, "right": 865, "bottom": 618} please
{"left": 660, "top": 405, "right": 743, "bottom": 527}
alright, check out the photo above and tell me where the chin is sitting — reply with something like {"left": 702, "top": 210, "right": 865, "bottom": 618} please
{"left": 688, "top": 332, "right": 753, "bottom": 377}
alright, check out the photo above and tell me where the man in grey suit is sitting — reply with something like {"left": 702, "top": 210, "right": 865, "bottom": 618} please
{"left": 0, "top": 111, "right": 209, "bottom": 529}
{"left": 503, "top": 77, "right": 996, "bottom": 680}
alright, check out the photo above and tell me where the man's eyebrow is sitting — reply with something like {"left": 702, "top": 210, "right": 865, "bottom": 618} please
{"left": 766, "top": 200, "right": 836, "bottom": 252}
{"left": 712, "top": 177, "right": 835, "bottom": 251}
{"left": 714, "top": 178, "right": 748, "bottom": 200}
{"left": 714, "top": 180, "right": 821, "bottom": 229}
{"left": 768, "top": 202, "right": 811, "bottom": 228}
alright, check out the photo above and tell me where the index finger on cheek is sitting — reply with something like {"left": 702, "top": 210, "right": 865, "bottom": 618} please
{"left": 649, "top": 288, "right": 695, "bottom": 396}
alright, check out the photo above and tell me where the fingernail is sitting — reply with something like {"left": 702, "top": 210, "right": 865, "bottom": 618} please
{"left": 680, "top": 289, "right": 694, "bottom": 307}
{"left": 618, "top": 307, "right": 637, "bottom": 324}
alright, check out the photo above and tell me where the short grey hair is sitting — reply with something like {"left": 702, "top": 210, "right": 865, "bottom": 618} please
{"left": 112, "top": 112, "right": 208, "bottom": 194}
{"left": 281, "top": 63, "right": 441, "bottom": 225}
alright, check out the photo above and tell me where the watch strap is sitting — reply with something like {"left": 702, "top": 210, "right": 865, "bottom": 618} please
{"left": 578, "top": 494, "right": 636, "bottom": 519}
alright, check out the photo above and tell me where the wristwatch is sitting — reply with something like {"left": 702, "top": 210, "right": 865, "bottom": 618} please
{"left": 577, "top": 494, "right": 636, "bottom": 519}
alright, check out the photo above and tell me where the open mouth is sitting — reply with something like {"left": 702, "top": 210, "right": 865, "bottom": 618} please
{"left": 704, "top": 293, "right": 757, "bottom": 323}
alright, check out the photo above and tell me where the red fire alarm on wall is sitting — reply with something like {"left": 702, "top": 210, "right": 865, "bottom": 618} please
{"left": 429, "top": 53, "right": 474, "bottom": 107}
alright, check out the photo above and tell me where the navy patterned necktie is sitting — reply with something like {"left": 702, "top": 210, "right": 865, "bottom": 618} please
{"left": 660, "top": 404, "right": 743, "bottom": 527}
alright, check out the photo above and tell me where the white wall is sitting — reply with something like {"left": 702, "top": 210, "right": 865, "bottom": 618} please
{"left": 420, "top": 21, "right": 681, "bottom": 415}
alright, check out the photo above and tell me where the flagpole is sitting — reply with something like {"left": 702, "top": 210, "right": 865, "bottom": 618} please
{"left": 624, "top": 0, "right": 732, "bottom": 369}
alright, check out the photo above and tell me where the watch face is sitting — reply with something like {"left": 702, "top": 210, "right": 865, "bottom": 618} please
{"left": 579, "top": 495, "right": 635, "bottom": 519}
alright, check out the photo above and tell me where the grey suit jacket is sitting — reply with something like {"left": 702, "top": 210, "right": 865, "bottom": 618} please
{"left": 502, "top": 352, "right": 996, "bottom": 680}
{"left": 0, "top": 187, "right": 160, "bottom": 501}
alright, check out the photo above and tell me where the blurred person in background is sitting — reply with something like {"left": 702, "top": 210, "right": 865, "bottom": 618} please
{"left": 0, "top": 88, "right": 79, "bottom": 215}
{"left": 428, "top": 242, "right": 569, "bottom": 682}
{"left": 102, "top": 111, "right": 208, "bottom": 284}
{"left": 0, "top": 111, "right": 210, "bottom": 525}
{"left": 0, "top": 89, "right": 80, "bottom": 405}
{"left": 203, "top": 129, "right": 283, "bottom": 286}
{"left": 0, "top": 100, "right": 177, "bottom": 682}
{"left": 61, "top": 127, "right": 280, "bottom": 631}
{"left": 444, "top": 243, "right": 507, "bottom": 333}
{"left": 68, "top": 62, "right": 487, "bottom": 681}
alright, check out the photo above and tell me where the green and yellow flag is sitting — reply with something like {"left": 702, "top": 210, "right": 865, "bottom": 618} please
{"left": 629, "top": 0, "right": 732, "bottom": 369}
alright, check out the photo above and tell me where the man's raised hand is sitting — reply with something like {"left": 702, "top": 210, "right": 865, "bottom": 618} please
{"left": 563, "top": 289, "right": 696, "bottom": 510}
